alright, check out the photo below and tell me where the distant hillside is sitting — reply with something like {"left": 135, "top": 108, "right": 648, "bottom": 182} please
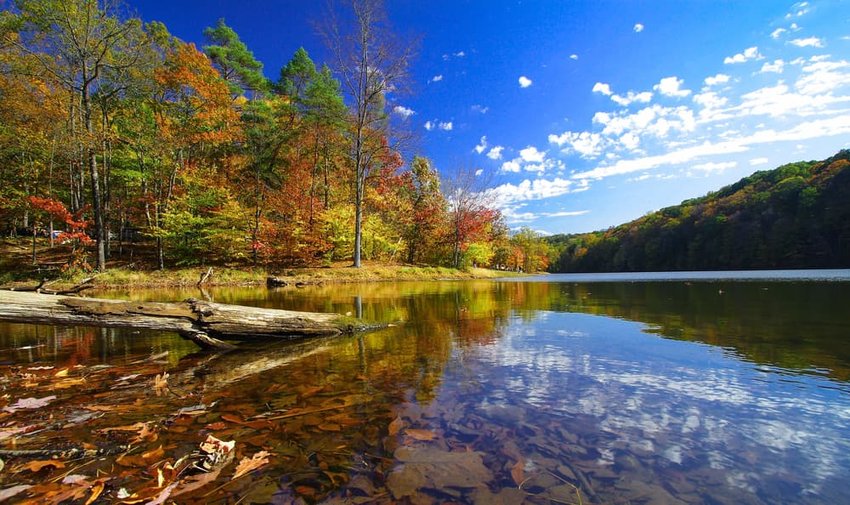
{"left": 548, "top": 150, "right": 850, "bottom": 272}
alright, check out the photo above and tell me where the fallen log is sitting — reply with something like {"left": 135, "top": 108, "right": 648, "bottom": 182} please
{"left": 0, "top": 290, "right": 374, "bottom": 350}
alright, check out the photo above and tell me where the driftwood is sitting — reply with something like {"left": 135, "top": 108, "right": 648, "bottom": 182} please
{"left": 0, "top": 274, "right": 98, "bottom": 295}
{"left": 266, "top": 276, "right": 324, "bottom": 289}
{"left": 0, "top": 290, "right": 372, "bottom": 350}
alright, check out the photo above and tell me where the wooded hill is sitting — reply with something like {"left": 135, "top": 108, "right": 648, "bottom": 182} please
{"left": 548, "top": 150, "right": 850, "bottom": 272}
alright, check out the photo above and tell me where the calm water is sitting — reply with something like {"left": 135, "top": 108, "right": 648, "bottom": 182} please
{"left": 1, "top": 271, "right": 850, "bottom": 504}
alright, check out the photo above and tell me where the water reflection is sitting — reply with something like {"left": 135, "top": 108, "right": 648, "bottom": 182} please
{"left": 0, "top": 278, "right": 848, "bottom": 503}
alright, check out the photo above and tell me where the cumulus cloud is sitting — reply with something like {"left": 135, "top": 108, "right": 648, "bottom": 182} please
{"left": 771, "top": 28, "right": 787, "bottom": 39}
{"left": 429, "top": 74, "right": 443, "bottom": 83}
{"left": 724, "top": 46, "right": 762, "bottom": 64}
{"left": 474, "top": 136, "right": 487, "bottom": 154}
{"left": 749, "top": 157, "right": 769, "bottom": 166}
{"left": 501, "top": 160, "right": 521, "bottom": 173}
{"left": 611, "top": 90, "right": 653, "bottom": 106}
{"left": 760, "top": 59, "right": 785, "bottom": 73}
{"left": 704, "top": 73, "right": 730, "bottom": 87}
{"left": 487, "top": 146, "right": 504, "bottom": 160}
{"left": 518, "top": 76, "right": 533, "bottom": 88}
{"left": 487, "top": 177, "right": 582, "bottom": 206}
{"left": 438, "top": 121, "right": 453, "bottom": 131}
{"left": 471, "top": 104, "right": 489, "bottom": 114}
{"left": 549, "top": 131, "right": 606, "bottom": 158}
{"left": 393, "top": 105, "right": 415, "bottom": 118}
{"left": 424, "top": 121, "right": 435, "bottom": 131}
{"left": 519, "top": 146, "right": 546, "bottom": 163}
{"left": 570, "top": 54, "right": 579, "bottom": 60}
{"left": 789, "top": 37, "right": 824, "bottom": 48}
{"left": 592, "top": 82, "right": 613, "bottom": 96}
{"left": 594, "top": 104, "right": 696, "bottom": 140}
{"left": 633, "top": 23, "right": 644, "bottom": 33}
{"left": 654, "top": 76, "right": 692, "bottom": 97}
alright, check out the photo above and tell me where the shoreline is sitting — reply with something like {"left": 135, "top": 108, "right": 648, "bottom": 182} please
{"left": 0, "top": 264, "right": 530, "bottom": 291}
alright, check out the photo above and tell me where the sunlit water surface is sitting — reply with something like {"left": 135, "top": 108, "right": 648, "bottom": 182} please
{"left": 1, "top": 270, "right": 849, "bottom": 504}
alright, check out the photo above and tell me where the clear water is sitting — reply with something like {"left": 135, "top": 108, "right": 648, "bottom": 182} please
{"left": 1, "top": 272, "right": 849, "bottom": 504}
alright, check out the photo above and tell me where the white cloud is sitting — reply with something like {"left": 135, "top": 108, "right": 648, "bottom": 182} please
{"left": 518, "top": 76, "right": 533, "bottom": 88}
{"left": 572, "top": 115, "right": 850, "bottom": 180}
{"left": 691, "top": 161, "right": 737, "bottom": 173}
{"left": 724, "top": 46, "right": 762, "bottom": 64}
{"left": 454, "top": 51, "right": 466, "bottom": 57}
{"left": 471, "top": 104, "right": 489, "bottom": 114}
{"left": 519, "top": 146, "right": 546, "bottom": 163}
{"left": 611, "top": 90, "right": 653, "bottom": 106}
{"left": 488, "top": 177, "right": 581, "bottom": 206}
{"left": 393, "top": 105, "right": 415, "bottom": 118}
{"left": 704, "top": 73, "right": 730, "bottom": 87}
{"left": 760, "top": 59, "right": 785, "bottom": 73}
{"left": 474, "top": 169, "right": 483, "bottom": 176}
{"left": 654, "top": 76, "right": 692, "bottom": 97}
{"left": 487, "top": 146, "right": 504, "bottom": 160}
{"left": 429, "top": 74, "right": 443, "bottom": 83}
{"left": 570, "top": 54, "right": 579, "bottom": 60}
{"left": 594, "top": 104, "right": 696, "bottom": 139}
{"left": 749, "top": 157, "right": 769, "bottom": 166}
{"left": 633, "top": 23, "right": 644, "bottom": 33}
{"left": 424, "top": 121, "right": 435, "bottom": 131}
{"left": 549, "top": 131, "right": 606, "bottom": 158}
{"left": 796, "top": 58, "right": 850, "bottom": 96}
{"left": 501, "top": 160, "right": 521, "bottom": 173}
{"left": 474, "top": 136, "right": 487, "bottom": 154}
{"left": 790, "top": 37, "right": 824, "bottom": 48}
{"left": 592, "top": 82, "right": 613, "bottom": 96}
{"left": 438, "top": 121, "right": 453, "bottom": 131}
{"left": 771, "top": 28, "right": 787, "bottom": 39}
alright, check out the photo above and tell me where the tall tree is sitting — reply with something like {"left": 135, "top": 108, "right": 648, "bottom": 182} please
{"left": 322, "top": 0, "right": 414, "bottom": 267}
{"left": 9, "top": 0, "right": 149, "bottom": 271}
{"left": 203, "top": 18, "right": 268, "bottom": 97}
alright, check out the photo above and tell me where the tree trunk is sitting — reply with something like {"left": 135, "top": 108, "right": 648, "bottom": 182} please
{"left": 82, "top": 86, "right": 106, "bottom": 271}
{"left": 0, "top": 290, "right": 375, "bottom": 350}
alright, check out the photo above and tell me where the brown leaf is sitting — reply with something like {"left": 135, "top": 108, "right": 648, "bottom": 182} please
{"left": 318, "top": 423, "right": 341, "bottom": 432}
{"left": 153, "top": 372, "right": 169, "bottom": 397}
{"left": 205, "top": 422, "right": 226, "bottom": 431}
{"left": 199, "top": 434, "right": 235, "bottom": 455}
{"left": 388, "top": 416, "right": 403, "bottom": 436}
{"left": 83, "top": 482, "right": 104, "bottom": 505}
{"left": 221, "top": 413, "right": 244, "bottom": 424}
{"left": 54, "top": 368, "right": 69, "bottom": 377}
{"left": 142, "top": 445, "right": 165, "bottom": 463}
{"left": 3, "top": 395, "right": 56, "bottom": 413}
{"left": 405, "top": 429, "right": 436, "bottom": 441}
{"left": 20, "top": 460, "right": 66, "bottom": 472}
{"left": 510, "top": 458, "right": 525, "bottom": 486}
{"left": 233, "top": 450, "right": 270, "bottom": 479}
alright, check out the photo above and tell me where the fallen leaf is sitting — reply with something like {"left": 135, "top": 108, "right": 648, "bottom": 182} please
{"left": 3, "top": 395, "right": 56, "bottom": 413}
{"left": 0, "top": 484, "right": 31, "bottom": 501}
{"left": 221, "top": 413, "right": 244, "bottom": 424}
{"left": 405, "top": 429, "right": 436, "bottom": 441}
{"left": 205, "top": 422, "right": 226, "bottom": 431}
{"left": 318, "top": 423, "right": 341, "bottom": 432}
{"left": 153, "top": 372, "right": 169, "bottom": 396}
{"left": 84, "top": 482, "right": 104, "bottom": 505}
{"left": 20, "top": 459, "right": 66, "bottom": 472}
{"left": 510, "top": 458, "right": 525, "bottom": 486}
{"left": 54, "top": 368, "right": 69, "bottom": 377}
{"left": 142, "top": 445, "right": 165, "bottom": 463}
{"left": 233, "top": 451, "right": 270, "bottom": 479}
{"left": 388, "top": 416, "right": 403, "bottom": 436}
{"left": 200, "top": 435, "right": 235, "bottom": 455}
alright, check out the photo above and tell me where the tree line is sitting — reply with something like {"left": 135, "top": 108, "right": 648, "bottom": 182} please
{"left": 0, "top": 0, "right": 551, "bottom": 273}
{"left": 548, "top": 150, "right": 850, "bottom": 272}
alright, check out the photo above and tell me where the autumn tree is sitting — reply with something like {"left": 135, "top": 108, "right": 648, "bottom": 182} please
{"left": 322, "top": 0, "right": 415, "bottom": 267}
{"left": 444, "top": 166, "right": 499, "bottom": 269}
{"left": 8, "top": 0, "right": 150, "bottom": 271}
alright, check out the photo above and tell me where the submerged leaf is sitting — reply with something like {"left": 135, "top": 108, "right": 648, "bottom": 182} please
{"left": 405, "top": 429, "right": 436, "bottom": 441}
{"left": 3, "top": 395, "right": 56, "bottom": 413}
{"left": 511, "top": 458, "right": 525, "bottom": 487}
{"left": 388, "top": 416, "right": 403, "bottom": 436}
{"left": 233, "top": 450, "right": 270, "bottom": 479}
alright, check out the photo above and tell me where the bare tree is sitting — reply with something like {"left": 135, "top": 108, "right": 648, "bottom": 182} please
{"left": 321, "top": 0, "right": 415, "bottom": 267}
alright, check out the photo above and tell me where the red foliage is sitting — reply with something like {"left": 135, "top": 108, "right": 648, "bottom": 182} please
{"left": 28, "top": 196, "right": 93, "bottom": 246}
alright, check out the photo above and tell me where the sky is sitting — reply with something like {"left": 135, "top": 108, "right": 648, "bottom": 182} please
{"left": 132, "top": 0, "right": 850, "bottom": 235}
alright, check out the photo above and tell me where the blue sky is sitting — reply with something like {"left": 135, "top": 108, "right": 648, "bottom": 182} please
{"left": 134, "top": 0, "right": 850, "bottom": 234}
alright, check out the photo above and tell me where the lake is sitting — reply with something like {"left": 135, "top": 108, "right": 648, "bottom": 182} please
{"left": 1, "top": 270, "right": 850, "bottom": 504}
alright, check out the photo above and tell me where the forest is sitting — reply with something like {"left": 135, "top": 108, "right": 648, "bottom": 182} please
{"left": 0, "top": 0, "right": 552, "bottom": 275}
{"left": 548, "top": 150, "right": 850, "bottom": 272}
